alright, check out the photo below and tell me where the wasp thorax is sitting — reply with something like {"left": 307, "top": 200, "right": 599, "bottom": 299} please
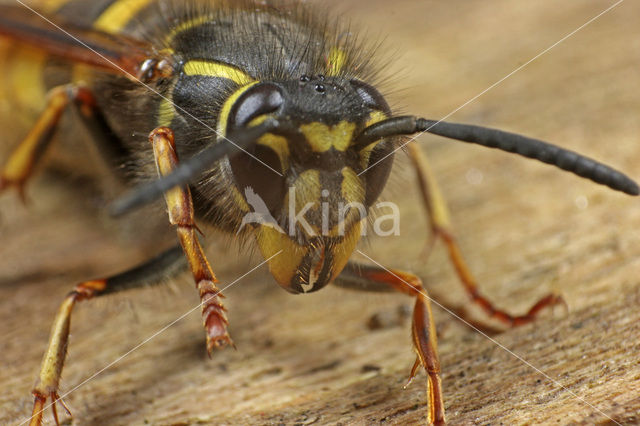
{"left": 225, "top": 78, "right": 396, "bottom": 293}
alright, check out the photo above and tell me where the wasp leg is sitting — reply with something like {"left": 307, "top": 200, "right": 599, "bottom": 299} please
{"left": 407, "top": 143, "right": 564, "bottom": 326}
{"left": 69, "top": 86, "right": 130, "bottom": 168}
{"left": 0, "top": 86, "right": 70, "bottom": 201}
{"left": 0, "top": 85, "right": 126, "bottom": 201}
{"left": 29, "top": 246, "right": 185, "bottom": 426}
{"left": 334, "top": 262, "right": 445, "bottom": 425}
{"left": 149, "top": 126, "right": 233, "bottom": 354}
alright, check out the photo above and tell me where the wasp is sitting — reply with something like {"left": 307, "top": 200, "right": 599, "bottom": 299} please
{"left": 1, "top": 0, "right": 638, "bottom": 424}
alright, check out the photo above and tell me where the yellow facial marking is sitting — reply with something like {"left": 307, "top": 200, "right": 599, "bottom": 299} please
{"left": 366, "top": 111, "right": 388, "bottom": 128}
{"left": 183, "top": 60, "right": 254, "bottom": 86}
{"left": 255, "top": 219, "right": 364, "bottom": 289}
{"left": 329, "top": 219, "right": 364, "bottom": 281}
{"left": 359, "top": 111, "right": 389, "bottom": 168}
{"left": 229, "top": 182, "right": 251, "bottom": 213}
{"left": 245, "top": 116, "right": 290, "bottom": 171}
{"left": 93, "top": 0, "right": 153, "bottom": 33}
{"left": 277, "top": 169, "right": 321, "bottom": 237}
{"left": 217, "top": 82, "right": 259, "bottom": 137}
{"left": 340, "top": 167, "right": 364, "bottom": 203}
{"left": 289, "top": 170, "right": 321, "bottom": 213}
{"left": 255, "top": 226, "right": 306, "bottom": 286}
{"left": 315, "top": 167, "right": 365, "bottom": 237}
{"left": 258, "top": 134, "right": 290, "bottom": 171}
{"left": 300, "top": 121, "right": 356, "bottom": 153}
{"left": 247, "top": 115, "right": 268, "bottom": 127}
{"left": 326, "top": 47, "right": 347, "bottom": 76}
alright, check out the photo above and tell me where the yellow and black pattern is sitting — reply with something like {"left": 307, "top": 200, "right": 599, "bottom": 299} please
{"left": 1, "top": 0, "right": 397, "bottom": 292}
{"left": 0, "top": 0, "right": 152, "bottom": 113}
{"left": 3, "top": 2, "right": 639, "bottom": 425}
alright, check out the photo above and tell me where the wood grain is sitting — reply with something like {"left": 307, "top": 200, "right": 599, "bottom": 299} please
{"left": 1, "top": 1, "right": 640, "bottom": 425}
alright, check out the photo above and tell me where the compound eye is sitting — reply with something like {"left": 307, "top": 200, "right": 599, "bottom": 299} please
{"left": 227, "top": 83, "right": 287, "bottom": 217}
{"left": 350, "top": 79, "right": 390, "bottom": 113}
{"left": 228, "top": 82, "right": 284, "bottom": 129}
{"left": 350, "top": 80, "right": 393, "bottom": 205}
{"left": 361, "top": 139, "right": 395, "bottom": 206}
{"left": 229, "top": 143, "right": 286, "bottom": 217}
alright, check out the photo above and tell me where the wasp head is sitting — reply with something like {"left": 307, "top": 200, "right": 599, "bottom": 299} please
{"left": 226, "top": 76, "right": 395, "bottom": 293}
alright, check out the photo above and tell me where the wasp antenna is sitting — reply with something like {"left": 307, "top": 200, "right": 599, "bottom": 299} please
{"left": 109, "top": 119, "right": 280, "bottom": 216}
{"left": 356, "top": 116, "right": 639, "bottom": 196}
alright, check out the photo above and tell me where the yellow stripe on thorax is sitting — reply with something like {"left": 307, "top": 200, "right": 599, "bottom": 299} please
{"left": 93, "top": 0, "right": 154, "bottom": 33}
{"left": 183, "top": 60, "right": 254, "bottom": 86}
{"left": 157, "top": 60, "right": 255, "bottom": 127}
{"left": 164, "top": 15, "right": 211, "bottom": 46}
{"left": 69, "top": 0, "right": 153, "bottom": 86}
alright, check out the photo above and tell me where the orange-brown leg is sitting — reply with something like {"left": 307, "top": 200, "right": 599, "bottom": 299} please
{"left": 335, "top": 262, "right": 445, "bottom": 425}
{"left": 407, "top": 143, "right": 564, "bottom": 326}
{"left": 0, "top": 84, "right": 123, "bottom": 200}
{"left": 28, "top": 126, "right": 231, "bottom": 425}
{"left": 28, "top": 246, "right": 185, "bottom": 426}
{"left": 149, "top": 126, "right": 232, "bottom": 353}
{"left": 0, "top": 85, "right": 70, "bottom": 201}
{"left": 30, "top": 281, "right": 103, "bottom": 426}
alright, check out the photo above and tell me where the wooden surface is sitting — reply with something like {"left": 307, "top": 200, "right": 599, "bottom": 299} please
{"left": 2, "top": 1, "right": 640, "bottom": 424}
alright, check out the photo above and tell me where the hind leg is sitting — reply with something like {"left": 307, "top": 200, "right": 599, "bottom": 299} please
{"left": 407, "top": 143, "right": 564, "bottom": 326}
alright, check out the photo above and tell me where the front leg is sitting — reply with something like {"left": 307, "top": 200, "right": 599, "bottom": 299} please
{"left": 29, "top": 247, "right": 186, "bottom": 425}
{"left": 149, "top": 127, "right": 232, "bottom": 353}
{"left": 335, "top": 263, "right": 445, "bottom": 425}
{"left": 27, "top": 127, "right": 230, "bottom": 426}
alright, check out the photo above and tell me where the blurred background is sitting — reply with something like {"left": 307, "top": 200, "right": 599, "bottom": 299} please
{"left": 2, "top": 1, "right": 639, "bottom": 424}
